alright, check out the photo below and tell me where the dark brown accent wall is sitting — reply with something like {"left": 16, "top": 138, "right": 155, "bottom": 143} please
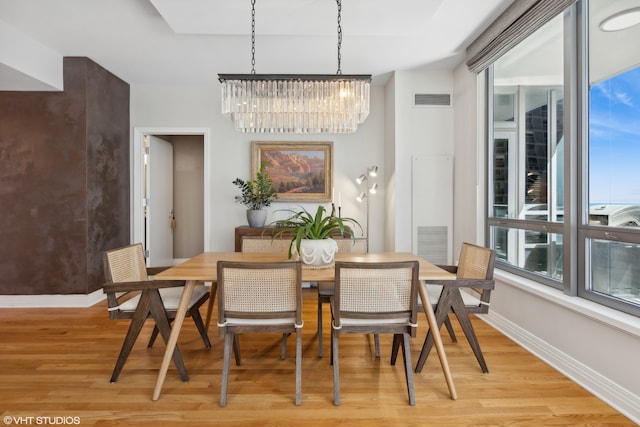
{"left": 0, "top": 57, "right": 130, "bottom": 296}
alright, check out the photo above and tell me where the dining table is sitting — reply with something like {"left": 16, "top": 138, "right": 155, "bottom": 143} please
{"left": 151, "top": 251, "right": 457, "bottom": 401}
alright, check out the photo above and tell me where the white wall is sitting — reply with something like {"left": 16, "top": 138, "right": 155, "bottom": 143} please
{"left": 130, "top": 83, "right": 386, "bottom": 253}
{"left": 452, "top": 63, "right": 485, "bottom": 255}
{"left": 383, "top": 73, "right": 397, "bottom": 251}
{"left": 386, "top": 70, "right": 455, "bottom": 252}
{"left": 0, "top": 19, "right": 63, "bottom": 91}
{"left": 452, "top": 62, "right": 640, "bottom": 423}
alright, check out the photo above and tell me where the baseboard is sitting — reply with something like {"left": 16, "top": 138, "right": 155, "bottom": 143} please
{"left": 481, "top": 311, "right": 640, "bottom": 424}
{"left": 0, "top": 289, "right": 106, "bottom": 308}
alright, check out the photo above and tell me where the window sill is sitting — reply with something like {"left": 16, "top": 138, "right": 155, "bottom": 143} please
{"left": 495, "top": 269, "right": 640, "bottom": 338}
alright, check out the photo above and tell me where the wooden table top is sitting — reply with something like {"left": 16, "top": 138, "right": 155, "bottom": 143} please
{"left": 155, "top": 252, "right": 454, "bottom": 282}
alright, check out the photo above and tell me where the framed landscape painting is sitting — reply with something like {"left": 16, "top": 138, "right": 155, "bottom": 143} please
{"left": 251, "top": 141, "right": 333, "bottom": 202}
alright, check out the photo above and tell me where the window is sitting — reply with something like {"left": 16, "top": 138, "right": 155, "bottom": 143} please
{"left": 582, "top": 0, "right": 640, "bottom": 310}
{"left": 489, "top": 14, "right": 565, "bottom": 286}
{"left": 487, "top": 0, "right": 640, "bottom": 315}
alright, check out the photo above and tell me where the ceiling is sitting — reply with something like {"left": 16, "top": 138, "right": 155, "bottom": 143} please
{"left": 493, "top": 0, "right": 640, "bottom": 87}
{"left": 0, "top": 0, "right": 515, "bottom": 90}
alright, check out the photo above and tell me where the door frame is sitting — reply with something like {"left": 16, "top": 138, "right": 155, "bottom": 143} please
{"left": 132, "top": 127, "right": 211, "bottom": 255}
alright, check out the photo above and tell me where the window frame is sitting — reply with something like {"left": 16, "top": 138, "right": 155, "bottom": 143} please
{"left": 487, "top": 57, "right": 566, "bottom": 290}
{"left": 485, "top": 0, "right": 640, "bottom": 317}
{"left": 577, "top": 0, "right": 640, "bottom": 315}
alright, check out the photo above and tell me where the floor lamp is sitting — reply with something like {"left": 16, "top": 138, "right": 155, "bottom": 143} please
{"left": 356, "top": 166, "right": 378, "bottom": 253}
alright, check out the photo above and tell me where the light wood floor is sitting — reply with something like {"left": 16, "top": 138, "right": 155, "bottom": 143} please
{"left": 0, "top": 288, "right": 634, "bottom": 426}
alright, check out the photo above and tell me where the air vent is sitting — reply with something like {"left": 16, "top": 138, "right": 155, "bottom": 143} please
{"left": 416, "top": 226, "right": 448, "bottom": 265}
{"left": 414, "top": 93, "right": 451, "bottom": 107}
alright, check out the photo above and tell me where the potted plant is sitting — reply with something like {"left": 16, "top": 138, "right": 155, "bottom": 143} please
{"left": 270, "top": 205, "right": 362, "bottom": 266}
{"left": 232, "top": 160, "right": 278, "bottom": 227}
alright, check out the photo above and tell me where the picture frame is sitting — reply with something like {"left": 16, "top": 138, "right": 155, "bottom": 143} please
{"left": 251, "top": 141, "right": 333, "bottom": 202}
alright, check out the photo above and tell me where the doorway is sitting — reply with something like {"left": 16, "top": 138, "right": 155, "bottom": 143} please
{"left": 132, "top": 127, "right": 211, "bottom": 267}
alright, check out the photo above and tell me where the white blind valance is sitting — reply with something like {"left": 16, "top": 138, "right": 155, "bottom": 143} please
{"left": 466, "top": 0, "right": 578, "bottom": 73}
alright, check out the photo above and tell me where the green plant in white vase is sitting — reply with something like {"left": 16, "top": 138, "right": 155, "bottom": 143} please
{"left": 232, "top": 160, "right": 278, "bottom": 227}
{"left": 271, "top": 205, "right": 362, "bottom": 266}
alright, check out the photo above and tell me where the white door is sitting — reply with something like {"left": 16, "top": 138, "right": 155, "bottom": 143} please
{"left": 146, "top": 135, "right": 174, "bottom": 267}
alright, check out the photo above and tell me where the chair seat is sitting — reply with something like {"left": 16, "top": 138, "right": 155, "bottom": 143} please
{"left": 420, "top": 284, "right": 482, "bottom": 307}
{"left": 335, "top": 316, "right": 411, "bottom": 326}
{"left": 225, "top": 317, "right": 298, "bottom": 326}
{"left": 118, "top": 285, "right": 209, "bottom": 312}
{"left": 318, "top": 281, "right": 334, "bottom": 297}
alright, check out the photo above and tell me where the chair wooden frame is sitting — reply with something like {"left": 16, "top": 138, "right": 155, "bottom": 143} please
{"left": 102, "top": 243, "right": 211, "bottom": 383}
{"left": 414, "top": 242, "right": 496, "bottom": 374}
{"left": 217, "top": 260, "right": 303, "bottom": 407}
{"left": 331, "top": 260, "right": 419, "bottom": 406}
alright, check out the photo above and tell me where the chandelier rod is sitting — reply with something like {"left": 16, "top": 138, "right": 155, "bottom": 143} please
{"left": 217, "top": 73, "right": 370, "bottom": 81}
{"left": 336, "top": 0, "right": 342, "bottom": 75}
{"left": 218, "top": 0, "right": 371, "bottom": 134}
{"left": 248, "top": 0, "right": 346, "bottom": 76}
{"left": 251, "top": 0, "right": 256, "bottom": 74}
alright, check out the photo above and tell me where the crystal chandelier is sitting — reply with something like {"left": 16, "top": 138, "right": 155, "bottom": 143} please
{"left": 218, "top": 0, "right": 371, "bottom": 134}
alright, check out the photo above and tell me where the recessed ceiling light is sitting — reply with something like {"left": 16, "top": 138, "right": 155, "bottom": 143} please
{"left": 600, "top": 7, "right": 640, "bottom": 32}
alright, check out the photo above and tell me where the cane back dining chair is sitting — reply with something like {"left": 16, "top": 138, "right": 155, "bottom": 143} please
{"left": 102, "top": 243, "right": 211, "bottom": 383}
{"left": 233, "top": 236, "right": 294, "bottom": 359}
{"left": 331, "top": 260, "right": 419, "bottom": 406}
{"left": 414, "top": 242, "right": 495, "bottom": 374}
{"left": 317, "top": 237, "right": 368, "bottom": 357}
{"left": 217, "top": 260, "right": 303, "bottom": 407}
{"left": 240, "top": 236, "right": 292, "bottom": 253}
{"left": 204, "top": 236, "right": 291, "bottom": 332}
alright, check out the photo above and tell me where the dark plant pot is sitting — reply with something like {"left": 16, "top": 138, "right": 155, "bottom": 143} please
{"left": 246, "top": 209, "right": 267, "bottom": 227}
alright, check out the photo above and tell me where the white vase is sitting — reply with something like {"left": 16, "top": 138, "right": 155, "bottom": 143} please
{"left": 298, "top": 238, "right": 338, "bottom": 267}
{"left": 246, "top": 209, "right": 267, "bottom": 227}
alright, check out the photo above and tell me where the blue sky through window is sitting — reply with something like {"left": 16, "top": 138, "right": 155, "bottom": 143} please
{"left": 589, "top": 66, "right": 640, "bottom": 205}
